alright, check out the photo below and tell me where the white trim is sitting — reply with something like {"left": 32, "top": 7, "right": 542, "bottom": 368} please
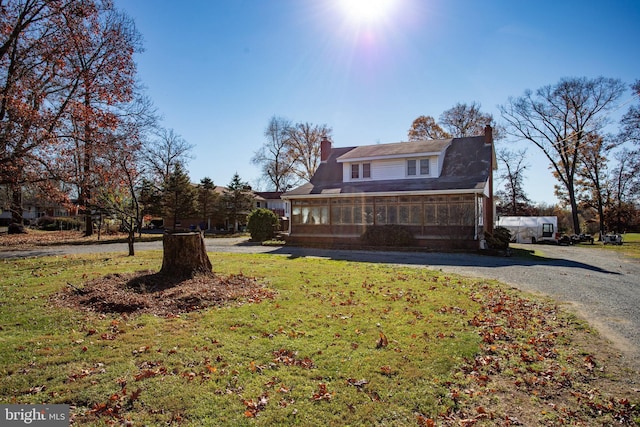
{"left": 483, "top": 180, "right": 491, "bottom": 197}
{"left": 338, "top": 152, "right": 442, "bottom": 163}
{"left": 282, "top": 188, "right": 484, "bottom": 200}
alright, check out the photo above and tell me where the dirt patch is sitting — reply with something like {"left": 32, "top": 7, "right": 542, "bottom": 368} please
{"left": 52, "top": 271, "right": 275, "bottom": 316}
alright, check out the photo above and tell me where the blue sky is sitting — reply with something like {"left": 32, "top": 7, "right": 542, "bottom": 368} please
{"left": 114, "top": 0, "right": 640, "bottom": 204}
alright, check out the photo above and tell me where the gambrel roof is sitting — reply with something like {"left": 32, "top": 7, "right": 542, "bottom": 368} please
{"left": 283, "top": 135, "right": 494, "bottom": 198}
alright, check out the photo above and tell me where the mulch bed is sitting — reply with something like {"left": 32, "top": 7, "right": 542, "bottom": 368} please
{"left": 53, "top": 271, "right": 275, "bottom": 316}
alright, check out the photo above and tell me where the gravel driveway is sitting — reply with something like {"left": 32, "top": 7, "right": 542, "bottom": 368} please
{"left": 3, "top": 238, "right": 639, "bottom": 369}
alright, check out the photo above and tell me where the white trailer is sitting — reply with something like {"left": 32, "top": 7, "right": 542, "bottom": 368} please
{"left": 496, "top": 216, "right": 559, "bottom": 244}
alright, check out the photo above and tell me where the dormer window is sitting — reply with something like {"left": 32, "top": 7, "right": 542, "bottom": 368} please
{"left": 362, "top": 163, "right": 371, "bottom": 178}
{"left": 351, "top": 164, "right": 359, "bottom": 179}
{"left": 351, "top": 163, "right": 371, "bottom": 180}
{"left": 407, "top": 158, "right": 430, "bottom": 177}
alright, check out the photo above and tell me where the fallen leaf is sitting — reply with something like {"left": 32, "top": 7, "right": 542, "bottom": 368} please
{"left": 376, "top": 332, "right": 388, "bottom": 349}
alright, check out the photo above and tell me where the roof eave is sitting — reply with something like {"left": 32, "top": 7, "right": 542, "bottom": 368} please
{"left": 337, "top": 151, "right": 445, "bottom": 163}
{"left": 282, "top": 188, "right": 485, "bottom": 200}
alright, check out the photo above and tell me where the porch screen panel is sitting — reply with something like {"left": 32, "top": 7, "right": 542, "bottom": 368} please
{"left": 341, "top": 206, "right": 353, "bottom": 224}
{"left": 387, "top": 205, "right": 398, "bottom": 224}
{"left": 353, "top": 205, "right": 363, "bottom": 224}
{"left": 374, "top": 197, "right": 397, "bottom": 224}
{"left": 331, "top": 205, "right": 342, "bottom": 224}
{"left": 375, "top": 205, "right": 387, "bottom": 224}
{"left": 292, "top": 206, "right": 303, "bottom": 224}
{"left": 437, "top": 204, "right": 449, "bottom": 225}
{"left": 363, "top": 204, "right": 374, "bottom": 224}
{"left": 398, "top": 196, "right": 422, "bottom": 225}
{"left": 449, "top": 196, "right": 475, "bottom": 226}
{"left": 330, "top": 198, "right": 371, "bottom": 224}
{"left": 424, "top": 204, "right": 436, "bottom": 225}
{"left": 399, "top": 205, "right": 410, "bottom": 224}
{"left": 423, "top": 196, "right": 450, "bottom": 225}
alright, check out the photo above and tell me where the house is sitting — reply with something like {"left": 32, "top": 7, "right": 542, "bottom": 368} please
{"left": 281, "top": 125, "right": 496, "bottom": 250}
{"left": 254, "top": 191, "right": 290, "bottom": 231}
{"left": 0, "top": 194, "right": 77, "bottom": 226}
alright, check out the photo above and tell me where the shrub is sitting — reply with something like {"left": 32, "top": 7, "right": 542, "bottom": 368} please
{"left": 247, "top": 208, "right": 279, "bottom": 242}
{"left": 8, "top": 223, "right": 26, "bottom": 234}
{"left": 361, "top": 224, "right": 415, "bottom": 247}
{"left": 36, "top": 216, "right": 56, "bottom": 227}
{"left": 38, "top": 216, "right": 82, "bottom": 231}
{"left": 484, "top": 226, "right": 511, "bottom": 250}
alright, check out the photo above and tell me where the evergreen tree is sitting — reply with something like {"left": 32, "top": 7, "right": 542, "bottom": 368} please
{"left": 163, "top": 164, "right": 196, "bottom": 231}
{"left": 222, "top": 173, "right": 254, "bottom": 232}
{"left": 198, "top": 177, "right": 217, "bottom": 230}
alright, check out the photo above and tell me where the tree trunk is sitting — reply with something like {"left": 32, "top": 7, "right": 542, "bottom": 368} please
{"left": 10, "top": 183, "right": 23, "bottom": 224}
{"left": 127, "top": 229, "right": 135, "bottom": 256}
{"left": 566, "top": 179, "right": 581, "bottom": 235}
{"left": 160, "top": 231, "right": 212, "bottom": 277}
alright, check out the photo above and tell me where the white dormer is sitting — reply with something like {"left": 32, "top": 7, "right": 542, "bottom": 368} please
{"left": 336, "top": 139, "right": 452, "bottom": 182}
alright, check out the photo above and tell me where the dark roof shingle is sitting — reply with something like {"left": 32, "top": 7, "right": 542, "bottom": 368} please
{"left": 283, "top": 136, "right": 491, "bottom": 197}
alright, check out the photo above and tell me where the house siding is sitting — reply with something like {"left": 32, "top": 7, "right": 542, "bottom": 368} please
{"left": 343, "top": 157, "right": 443, "bottom": 182}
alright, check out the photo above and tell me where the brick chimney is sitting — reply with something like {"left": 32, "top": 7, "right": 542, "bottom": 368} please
{"left": 484, "top": 124, "right": 493, "bottom": 145}
{"left": 320, "top": 136, "right": 332, "bottom": 162}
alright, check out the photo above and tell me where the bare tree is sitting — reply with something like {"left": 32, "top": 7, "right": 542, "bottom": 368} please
{"left": 252, "top": 116, "right": 296, "bottom": 191}
{"left": 619, "top": 80, "right": 640, "bottom": 145}
{"left": 144, "top": 127, "right": 194, "bottom": 186}
{"left": 407, "top": 115, "right": 450, "bottom": 141}
{"left": 253, "top": 117, "right": 332, "bottom": 189}
{"left": 440, "top": 101, "right": 495, "bottom": 138}
{"left": 495, "top": 147, "right": 531, "bottom": 216}
{"left": 287, "top": 121, "right": 332, "bottom": 182}
{"left": 90, "top": 92, "right": 157, "bottom": 252}
{"left": 607, "top": 148, "right": 640, "bottom": 232}
{"left": 576, "top": 133, "right": 611, "bottom": 238}
{"left": 499, "top": 77, "right": 626, "bottom": 234}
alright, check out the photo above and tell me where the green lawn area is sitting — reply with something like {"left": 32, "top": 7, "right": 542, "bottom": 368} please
{"left": 1, "top": 251, "right": 638, "bottom": 426}
{"left": 591, "top": 232, "right": 640, "bottom": 258}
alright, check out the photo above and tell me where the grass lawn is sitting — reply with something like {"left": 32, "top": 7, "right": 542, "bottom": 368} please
{"left": 1, "top": 251, "right": 639, "bottom": 426}
{"left": 559, "top": 232, "right": 640, "bottom": 259}
{"left": 601, "top": 232, "right": 640, "bottom": 258}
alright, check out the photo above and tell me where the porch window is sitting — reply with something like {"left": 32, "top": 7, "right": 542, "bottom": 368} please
{"left": 330, "top": 198, "right": 372, "bottom": 224}
{"left": 291, "top": 200, "right": 329, "bottom": 225}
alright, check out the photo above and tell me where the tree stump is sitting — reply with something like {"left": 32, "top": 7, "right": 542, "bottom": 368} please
{"left": 160, "top": 232, "right": 212, "bottom": 277}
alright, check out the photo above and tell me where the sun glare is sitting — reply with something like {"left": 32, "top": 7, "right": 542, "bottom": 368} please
{"left": 338, "top": 0, "right": 396, "bottom": 24}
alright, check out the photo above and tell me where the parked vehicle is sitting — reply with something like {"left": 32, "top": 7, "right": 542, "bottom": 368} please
{"left": 602, "top": 234, "right": 623, "bottom": 245}
{"left": 570, "top": 233, "right": 595, "bottom": 244}
{"left": 496, "top": 216, "right": 559, "bottom": 244}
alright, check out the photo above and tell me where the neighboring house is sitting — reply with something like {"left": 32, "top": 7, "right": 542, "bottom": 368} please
{"left": 163, "top": 187, "right": 290, "bottom": 232}
{"left": 281, "top": 125, "right": 496, "bottom": 250}
{"left": 0, "top": 197, "right": 77, "bottom": 226}
{"left": 254, "top": 191, "right": 289, "bottom": 231}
